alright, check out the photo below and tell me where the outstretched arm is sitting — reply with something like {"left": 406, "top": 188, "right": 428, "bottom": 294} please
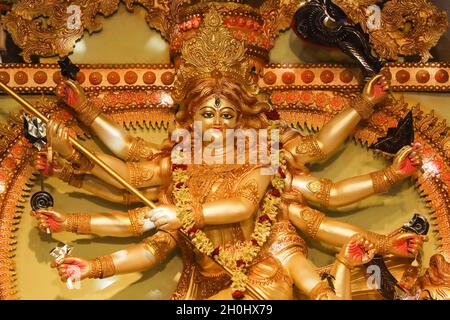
{"left": 56, "top": 79, "right": 161, "bottom": 160}
{"left": 283, "top": 75, "right": 389, "bottom": 165}
{"left": 53, "top": 231, "right": 177, "bottom": 282}
{"left": 289, "top": 145, "right": 421, "bottom": 209}
{"left": 33, "top": 206, "right": 155, "bottom": 238}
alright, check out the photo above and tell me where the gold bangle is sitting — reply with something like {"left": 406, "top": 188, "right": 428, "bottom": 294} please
{"left": 126, "top": 162, "right": 154, "bottom": 188}
{"left": 68, "top": 174, "right": 84, "bottom": 188}
{"left": 57, "top": 163, "right": 75, "bottom": 183}
{"left": 126, "top": 137, "right": 155, "bottom": 161}
{"left": 97, "top": 255, "right": 116, "bottom": 278}
{"left": 66, "top": 213, "right": 91, "bottom": 234}
{"left": 300, "top": 208, "right": 325, "bottom": 240}
{"left": 295, "top": 135, "right": 326, "bottom": 161}
{"left": 370, "top": 170, "right": 390, "bottom": 193}
{"left": 142, "top": 232, "right": 175, "bottom": 264}
{"left": 383, "top": 166, "right": 402, "bottom": 185}
{"left": 77, "top": 99, "right": 102, "bottom": 127}
{"left": 88, "top": 258, "right": 102, "bottom": 279}
{"left": 66, "top": 214, "right": 79, "bottom": 233}
{"left": 351, "top": 94, "right": 375, "bottom": 120}
{"left": 129, "top": 207, "right": 146, "bottom": 237}
{"left": 306, "top": 179, "right": 332, "bottom": 208}
{"left": 364, "top": 231, "right": 390, "bottom": 255}
{"left": 65, "top": 149, "right": 81, "bottom": 163}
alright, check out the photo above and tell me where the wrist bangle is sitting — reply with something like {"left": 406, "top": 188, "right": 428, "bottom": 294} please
{"left": 66, "top": 213, "right": 91, "bottom": 234}
{"left": 77, "top": 99, "right": 102, "bottom": 127}
{"left": 351, "top": 94, "right": 375, "bottom": 120}
{"left": 383, "top": 166, "right": 402, "bottom": 185}
{"left": 129, "top": 207, "right": 146, "bottom": 236}
{"left": 370, "top": 170, "right": 390, "bottom": 193}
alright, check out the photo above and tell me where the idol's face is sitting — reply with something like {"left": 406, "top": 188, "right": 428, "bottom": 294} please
{"left": 192, "top": 96, "right": 240, "bottom": 136}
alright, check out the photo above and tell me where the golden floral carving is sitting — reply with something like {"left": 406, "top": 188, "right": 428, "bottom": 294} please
{"left": 1, "top": 0, "right": 122, "bottom": 62}
{"left": 333, "top": 0, "right": 448, "bottom": 62}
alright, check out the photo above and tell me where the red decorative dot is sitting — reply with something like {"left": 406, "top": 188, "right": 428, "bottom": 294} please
{"left": 14, "top": 71, "right": 28, "bottom": 85}
{"left": 53, "top": 71, "right": 62, "bottom": 84}
{"left": 0, "top": 71, "right": 10, "bottom": 84}
{"left": 3, "top": 157, "right": 16, "bottom": 169}
{"left": 76, "top": 72, "right": 85, "bottom": 84}
{"left": 281, "top": 72, "right": 295, "bottom": 84}
{"left": 415, "top": 70, "right": 430, "bottom": 84}
{"left": 107, "top": 71, "right": 120, "bottom": 85}
{"left": 320, "top": 70, "right": 334, "bottom": 83}
{"left": 161, "top": 71, "right": 174, "bottom": 85}
{"left": 301, "top": 70, "right": 315, "bottom": 84}
{"left": 33, "top": 71, "right": 47, "bottom": 84}
{"left": 339, "top": 69, "right": 353, "bottom": 83}
{"left": 89, "top": 72, "right": 103, "bottom": 85}
{"left": 380, "top": 68, "right": 392, "bottom": 81}
{"left": 143, "top": 71, "right": 156, "bottom": 84}
{"left": 237, "top": 16, "right": 246, "bottom": 27}
{"left": 395, "top": 70, "right": 410, "bottom": 84}
{"left": 263, "top": 71, "right": 277, "bottom": 85}
{"left": 124, "top": 71, "right": 138, "bottom": 84}
{"left": 435, "top": 69, "right": 449, "bottom": 83}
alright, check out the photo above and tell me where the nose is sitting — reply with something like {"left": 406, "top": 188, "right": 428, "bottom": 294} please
{"left": 213, "top": 114, "right": 221, "bottom": 126}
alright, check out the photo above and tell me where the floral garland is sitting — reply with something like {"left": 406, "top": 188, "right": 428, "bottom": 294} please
{"left": 171, "top": 110, "right": 285, "bottom": 299}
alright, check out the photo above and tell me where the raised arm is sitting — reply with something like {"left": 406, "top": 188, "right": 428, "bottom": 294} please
{"left": 52, "top": 231, "right": 177, "bottom": 283}
{"left": 288, "top": 145, "right": 421, "bottom": 209}
{"left": 282, "top": 75, "right": 389, "bottom": 165}
{"left": 56, "top": 79, "right": 161, "bottom": 160}
{"left": 46, "top": 119, "right": 172, "bottom": 190}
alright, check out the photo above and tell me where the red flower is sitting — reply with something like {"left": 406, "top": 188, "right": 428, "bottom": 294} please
{"left": 212, "top": 246, "right": 220, "bottom": 256}
{"left": 277, "top": 167, "right": 286, "bottom": 178}
{"left": 188, "top": 227, "right": 198, "bottom": 235}
{"left": 258, "top": 214, "right": 272, "bottom": 224}
{"left": 265, "top": 110, "right": 280, "bottom": 121}
{"left": 251, "top": 239, "right": 258, "bottom": 246}
{"left": 232, "top": 290, "right": 245, "bottom": 300}
{"left": 236, "top": 260, "right": 245, "bottom": 268}
{"left": 172, "top": 164, "right": 187, "bottom": 171}
{"left": 270, "top": 189, "right": 281, "bottom": 197}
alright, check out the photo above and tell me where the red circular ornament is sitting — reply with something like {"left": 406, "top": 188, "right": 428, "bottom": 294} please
{"left": 33, "top": 71, "right": 47, "bottom": 84}
{"left": 415, "top": 70, "right": 430, "bottom": 84}
{"left": 89, "top": 72, "right": 103, "bottom": 85}
{"left": 143, "top": 71, "right": 156, "bottom": 84}
{"left": 301, "top": 70, "right": 315, "bottom": 84}
{"left": 124, "top": 71, "right": 138, "bottom": 84}
{"left": 76, "top": 72, "right": 85, "bottom": 84}
{"left": 281, "top": 72, "right": 295, "bottom": 84}
{"left": 339, "top": 69, "right": 353, "bottom": 83}
{"left": 107, "top": 71, "right": 120, "bottom": 85}
{"left": 395, "top": 70, "right": 410, "bottom": 84}
{"left": 263, "top": 71, "right": 277, "bottom": 85}
{"left": 3, "top": 157, "right": 16, "bottom": 169}
{"left": 0, "top": 71, "right": 10, "bottom": 84}
{"left": 14, "top": 71, "right": 28, "bottom": 85}
{"left": 320, "top": 70, "right": 334, "bottom": 83}
{"left": 53, "top": 71, "right": 62, "bottom": 84}
{"left": 435, "top": 69, "right": 449, "bottom": 83}
{"left": 161, "top": 71, "right": 175, "bottom": 85}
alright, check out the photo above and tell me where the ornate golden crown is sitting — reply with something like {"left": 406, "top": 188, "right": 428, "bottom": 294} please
{"left": 172, "top": 7, "right": 258, "bottom": 103}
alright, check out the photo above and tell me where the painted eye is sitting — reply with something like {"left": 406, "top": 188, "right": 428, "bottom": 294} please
{"left": 222, "top": 113, "right": 233, "bottom": 120}
{"left": 202, "top": 112, "right": 214, "bottom": 119}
